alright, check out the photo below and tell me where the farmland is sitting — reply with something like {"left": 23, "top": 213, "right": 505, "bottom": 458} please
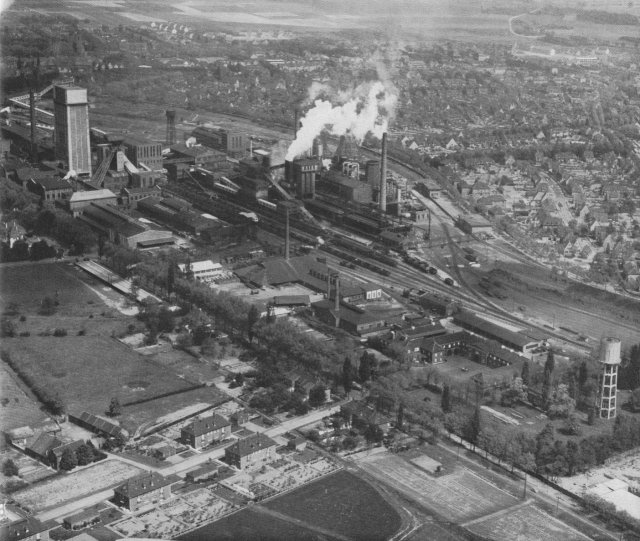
{"left": 265, "top": 470, "right": 402, "bottom": 541}
{"left": 181, "top": 470, "right": 402, "bottom": 541}
{"left": 12, "top": 460, "right": 143, "bottom": 511}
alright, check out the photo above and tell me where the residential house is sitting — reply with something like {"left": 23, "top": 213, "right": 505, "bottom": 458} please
{"left": 0, "top": 517, "right": 51, "bottom": 541}
{"left": 113, "top": 471, "right": 176, "bottom": 512}
{"left": 181, "top": 414, "right": 231, "bottom": 450}
{"left": 225, "top": 433, "right": 277, "bottom": 469}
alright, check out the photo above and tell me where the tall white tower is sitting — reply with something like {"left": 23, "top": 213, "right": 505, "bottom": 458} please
{"left": 54, "top": 85, "right": 91, "bottom": 175}
{"left": 598, "top": 337, "right": 621, "bottom": 419}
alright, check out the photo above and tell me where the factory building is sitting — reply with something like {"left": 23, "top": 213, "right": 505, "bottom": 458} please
{"left": 317, "top": 170, "right": 372, "bottom": 204}
{"left": 191, "top": 126, "right": 246, "bottom": 158}
{"left": 455, "top": 214, "right": 493, "bottom": 236}
{"left": 121, "top": 135, "right": 163, "bottom": 171}
{"left": 284, "top": 157, "right": 320, "bottom": 199}
{"left": 53, "top": 86, "right": 91, "bottom": 175}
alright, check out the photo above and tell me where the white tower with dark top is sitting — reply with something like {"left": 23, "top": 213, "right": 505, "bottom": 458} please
{"left": 598, "top": 337, "right": 621, "bottom": 419}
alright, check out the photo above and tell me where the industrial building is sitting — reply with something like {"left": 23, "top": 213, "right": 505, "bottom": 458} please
{"left": 455, "top": 214, "right": 493, "bottom": 235}
{"left": 53, "top": 85, "right": 91, "bottom": 175}
{"left": 191, "top": 126, "right": 246, "bottom": 158}
{"left": 78, "top": 202, "right": 174, "bottom": 249}
{"left": 137, "top": 196, "right": 213, "bottom": 235}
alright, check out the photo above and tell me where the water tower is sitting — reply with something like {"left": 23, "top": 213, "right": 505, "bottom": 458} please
{"left": 598, "top": 337, "right": 621, "bottom": 419}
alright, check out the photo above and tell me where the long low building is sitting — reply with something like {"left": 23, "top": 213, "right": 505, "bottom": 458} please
{"left": 79, "top": 202, "right": 174, "bottom": 249}
{"left": 453, "top": 310, "right": 547, "bottom": 354}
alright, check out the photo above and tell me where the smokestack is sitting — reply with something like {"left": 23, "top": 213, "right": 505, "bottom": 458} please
{"left": 284, "top": 207, "right": 290, "bottom": 260}
{"left": 166, "top": 109, "right": 176, "bottom": 146}
{"left": 29, "top": 89, "right": 37, "bottom": 162}
{"left": 327, "top": 272, "right": 331, "bottom": 299}
{"left": 294, "top": 109, "right": 299, "bottom": 138}
{"left": 380, "top": 133, "right": 387, "bottom": 213}
{"left": 334, "top": 275, "right": 340, "bottom": 312}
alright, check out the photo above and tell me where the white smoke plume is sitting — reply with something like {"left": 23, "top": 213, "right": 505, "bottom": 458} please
{"left": 286, "top": 80, "right": 397, "bottom": 161}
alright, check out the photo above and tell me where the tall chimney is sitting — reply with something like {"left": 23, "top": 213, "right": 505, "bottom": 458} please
{"left": 294, "top": 109, "right": 299, "bottom": 138}
{"left": 380, "top": 133, "right": 387, "bottom": 213}
{"left": 326, "top": 271, "right": 331, "bottom": 299}
{"left": 284, "top": 206, "right": 290, "bottom": 260}
{"left": 166, "top": 109, "right": 176, "bottom": 145}
{"left": 29, "top": 89, "right": 37, "bottom": 162}
{"left": 334, "top": 275, "right": 340, "bottom": 312}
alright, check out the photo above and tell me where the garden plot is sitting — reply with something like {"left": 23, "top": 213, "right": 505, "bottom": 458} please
{"left": 115, "top": 508, "right": 184, "bottom": 539}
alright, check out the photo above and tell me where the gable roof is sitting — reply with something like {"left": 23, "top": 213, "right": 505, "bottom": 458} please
{"left": 228, "top": 433, "right": 277, "bottom": 457}
{"left": 70, "top": 411, "right": 128, "bottom": 438}
{"left": 114, "top": 471, "right": 176, "bottom": 499}
{"left": 26, "top": 432, "right": 61, "bottom": 458}
{"left": 182, "top": 414, "right": 230, "bottom": 438}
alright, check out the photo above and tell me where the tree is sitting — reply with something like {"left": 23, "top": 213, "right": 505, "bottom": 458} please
{"left": 59, "top": 448, "right": 78, "bottom": 471}
{"left": 396, "top": 402, "right": 405, "bottom": 429}
{"left": 587, "top": 407, "right": 597, "bottom": 426}
{"left": 441, "top": 384, "right": 452, "bottom": 413}
{"left": 108, "top": 397, "right": 122, "bottom": 417}
{"left": 364, "top": 423, "right": 384, "bottom": 444}
{"left": 342, "top": 357, "right": 354, "bottom": 394}
{"left": 1, "top": 318, "right": 15, "bottom": 338}
{"left": 358, "top": 351, "right": 375, "bottom": 382}
{"left": 630, "top": 387, "right": 640, "bottom": 412}
{"left": 548, "top": 384, "right": 576, "bottom": 419}
{"left": 75, "top": 443, "right": 94, "bottom": 466}
{"left": 464, "top": 406, "right": 482, "bottom": 447}
{"left": 521, "top": 360, "right": 530, "bottom": 386}
{"left": 578, "top": 361, "right": 589, "bottom": 390}
{"left": 2, "top": 459, "right": 19, "bottom": 477}
{"left": 544, "top": 350, "right": 555, "bottom": 375}
{"left": 308, "top": 385, "right": 326, "bottom": 407}
{"left": 247, "top": 304, "right": 259, "bottom": 343}
{"left": 343, "top": 435, "right": 358, "bottom": 450}
{"left": 535, "top": 423, "right": 556, "bottom": 474}
{"left": 167, "top": 263, "right": 175, "bottom": 298}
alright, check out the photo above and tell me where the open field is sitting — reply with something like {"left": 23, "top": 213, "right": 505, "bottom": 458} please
{"left": 0, "top": 363, "right": 49, "bottom": 432}
{"left": 179, "top": 505, "right": 341, "bottom": 541}
{"left": 119, "top": 386, "right": 229, "bottom": 436}
{"left": 466, "top": 502, "right": 591, "bottom": 541}
{"left": 12, "top": 460, "right": 143, "bottom": 511}
{"left": 264, "top": 470, "right": 401, "bottom": 541}
{"left": 2, "top": 335, "right": 196, "bottom": 415}
{"left": 358, "top": 453, "right": 517, "bottom": 522}
{"left": 0, "top": 262, "right": 103, "bottom": 316}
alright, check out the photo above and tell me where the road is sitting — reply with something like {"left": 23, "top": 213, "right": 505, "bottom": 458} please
{"left": 34, "top": 403, "right": 346, "bottom": 522}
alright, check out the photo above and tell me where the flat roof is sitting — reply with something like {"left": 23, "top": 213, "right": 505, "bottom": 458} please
{"left": 70, "top": 189, "right": 117, "bottom": 202}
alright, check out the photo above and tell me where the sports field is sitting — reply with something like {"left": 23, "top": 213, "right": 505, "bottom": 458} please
{"left": 466, "top": 502, "right": 591, "bottom": 541}
{"left": 359, "top": 453, "right": 517, "bottom": 522}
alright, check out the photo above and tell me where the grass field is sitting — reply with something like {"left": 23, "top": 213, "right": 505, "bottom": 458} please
{"left": 265, "top": 470, "right": 402, "bottom": 541}
{"left": 0, "top": 363, "right": 49, "bottom": 432}
{"left": 359, "top": 454, "right": 517, "bottom": 523}
{"left": 179, "top": 505, "right": 340, "bottom": 541}
{"left": 13, "top": 460, "right": 143, "bottom": 511}
{"left": 0, "top": 263, "right": 102, "bottom": 317}
{"left": 3, "top": 335, "right": 195, "bottom": 415}
{"left": 466, "top": 502, "right": 591, "bottom": 541}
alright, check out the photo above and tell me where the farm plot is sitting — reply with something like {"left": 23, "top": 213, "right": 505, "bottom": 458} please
{"left": 466, "top": 503, "right": 591, "bottom": 541}
{"left": 359, "top": 453, "right": 517, "bottom": 522}
{"left": 265, "top": 470, "right": 402, "bottom": 541}
{"left": 114, "top": 508, "right": 185, "bottom": 539}
{"left": 13, "top": 460, "right": 143, "bottom": 511}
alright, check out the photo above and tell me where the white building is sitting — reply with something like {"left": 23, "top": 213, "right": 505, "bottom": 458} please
{"left": 178, "top": 260, "right": 223, "bottom": 282}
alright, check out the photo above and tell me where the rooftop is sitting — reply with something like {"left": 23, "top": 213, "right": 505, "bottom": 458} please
{"left": 114, "top": 471, "right": 177, "bottom": 499}
{"left": 182, "top": 413, "right": 230, "bottom": 438}
{"left": 228, "top": 433, "right": 277, "bottom": 458}
{"left": 70, "top": 189, "right": 117, "bottom": 202}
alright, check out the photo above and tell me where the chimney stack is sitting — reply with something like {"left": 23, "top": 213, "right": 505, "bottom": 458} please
{"left": 165, "top": 109, "right": 176, "bottom": 146}
{"left": 334, "top": 275, "right": 340, "bottom": 312}
{"left": 380, "top": 133, "right": 388, "bottom": 213}
{"left": 29, "top": 89, "right": 37, "bottom": 162}
{"left": 284, "top": 206, "right": 290, "bottom": 260}
{"left": 294, "top": 109, "right": 299, "bottom": 138}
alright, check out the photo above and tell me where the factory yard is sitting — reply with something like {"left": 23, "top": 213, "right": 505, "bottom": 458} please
{"left": 12, "top": 460, "right": 144, "bottom": 512}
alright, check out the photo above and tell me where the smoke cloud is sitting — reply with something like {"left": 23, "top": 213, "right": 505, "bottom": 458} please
{"left": 286, "top": 79, "right": 397, "bottom": 161}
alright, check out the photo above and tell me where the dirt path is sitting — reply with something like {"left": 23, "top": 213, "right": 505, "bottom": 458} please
{"left": 252, "top": 505, "right": 350, "bottom": 541}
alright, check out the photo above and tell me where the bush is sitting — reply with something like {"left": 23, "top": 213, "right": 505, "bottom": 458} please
{"left": 53, "top": 328, "right": 67, "bottom": 337}
{"left": 2, "top": 459, "right": 19, "bottom": 477}
{"left": 19, "top": 331, "right": 30, "bottom": 337}
{"left": 19, "top": 315, "right": 26, "bottom": 322}
{"left": 77, "top": 329, "right": 86, "bottom": 336}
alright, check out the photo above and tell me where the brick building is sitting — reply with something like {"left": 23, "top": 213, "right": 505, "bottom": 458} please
{"left": 225, "top": 433, "right": 277, "bottom": 469}
{"left": 113, "top": 471, "right": 176, "bottom": 512}
{"left": 181, "top": 414, "right": 231, "bottom": 450}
